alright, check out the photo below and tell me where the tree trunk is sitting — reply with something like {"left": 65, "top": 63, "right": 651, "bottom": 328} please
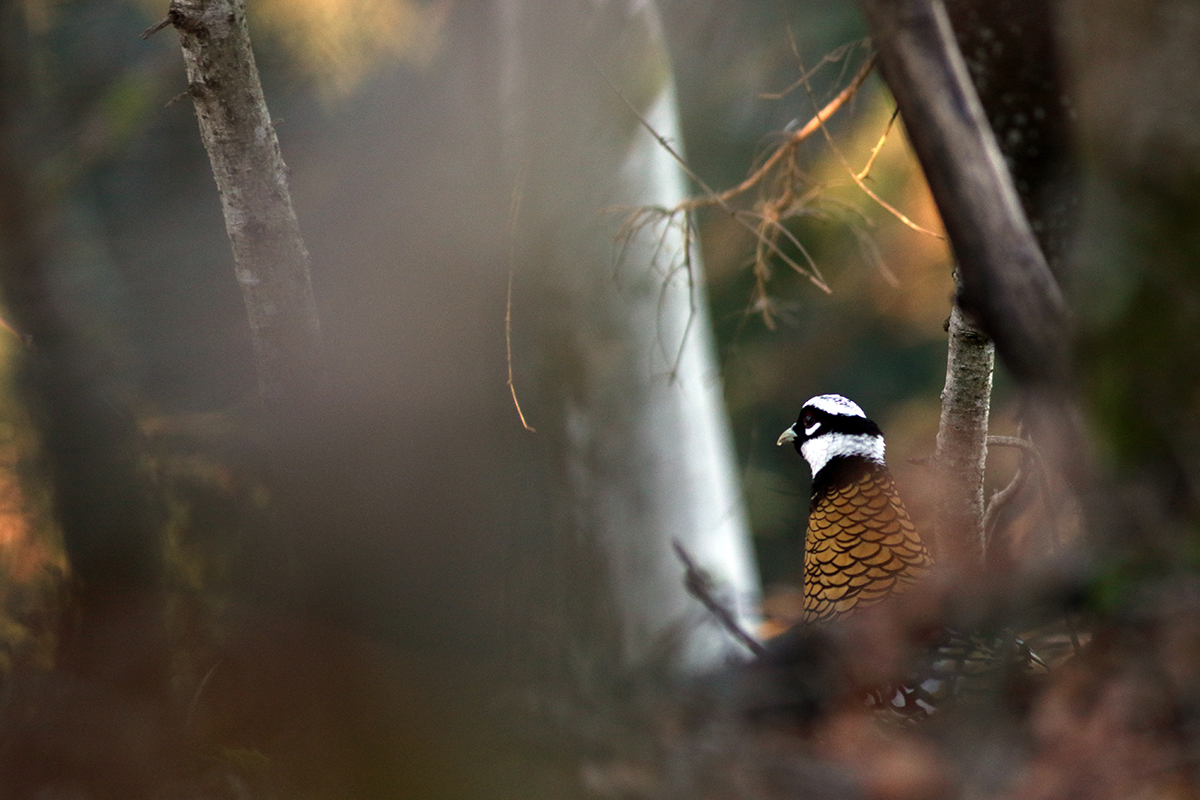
{"left": 858, "top": 0, "right": 1088, "bottom": 516}
{"left": 858, "top": 0, "right": 1070, "bottom": 393}
{"left": 933, "top": 290, "right": 994, "bottom": 571}
{"left": 167, "top": 0, "right": 323, "bottom": 412}
{"left": 498, "top": 0, "right": 759, "bottom": 672}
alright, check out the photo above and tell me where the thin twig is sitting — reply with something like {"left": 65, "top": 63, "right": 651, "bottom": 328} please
{"left": 185, "top": 660, "right": 222, "bottom": 732}
{"left": 987, "top": 435, "right": 1042, "bottom": 457}
{"left": 594, "top": 63, "right": 832, "bottom": 294}
{"left": 506, "top": 163, "right": 536, "bottom": 432}
{"left": 856, "top": 106, "right": 900, "bottom": 180}
{"left": 982, "top": 461, "right": 1029, "bottom": 551}
{"left": 665, "top": 211, "right": 697, "bottom": 382}
{"left": 683, "top": 54, "right": 877, "bottom": 211}
{"left": 672, "top": 540, "right": 767, "bottom": 658}
{"left": 0, "top": 314, "right": 31, "bottom": 347}
{"left": 738, "top": 209, "right": 827, "bottom": 287}
{"left": 610, "top": 204, "right": 700, "bottom": 378}
{"left": 604, "top": 48, "right": 880, "bottom": 327}
{"left": 758, "top": 39, "right": 867, "bottom": 100}
{"left": 815, "top": 111, "right": 944, "bottom": 239}
{"left": 141, "top": 14, "right": 174, "bottom": 39}
{"left": 788, "top": 33, "right": 944, "bottom": 240}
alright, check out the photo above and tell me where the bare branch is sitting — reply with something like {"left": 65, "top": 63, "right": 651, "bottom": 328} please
{"left": 797, "top": 68, "right": 944, "bottom": 240}
{"left": 758, "top": 39, "right": 868, "bottom": 101}
{"left": 672, "top": 540, "right": 767, "bottom": 658}
{"left": 598, "top": 67, "right": 832, "bottom": 296}
{"left": 506, "top": 162, "right": 536, "bottom": 432}
{"left": 684, "top": 54, "right": 877, "bottom": 211}
{"left": 987, "top": 435, "right": 1044, "bottom": 458}
{"left": 856, "top": 106, "right": 900, "bottom": 180}
{"left": 140, "top": 14, "right": 173, "bottom": 39}
{"left": 982, "top": 460, "right": 1030, "bottom": 552}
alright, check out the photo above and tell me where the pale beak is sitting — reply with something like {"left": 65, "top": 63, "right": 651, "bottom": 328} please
{"left": 776, "top": 425, "right": 797, "bottom": 446}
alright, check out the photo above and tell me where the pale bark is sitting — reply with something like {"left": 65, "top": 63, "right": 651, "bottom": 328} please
{"left": 933, "top": 295, "right": 994, "bottom": 571}
{"left": 167, "top": 0, "right": 322, "bottom": 410}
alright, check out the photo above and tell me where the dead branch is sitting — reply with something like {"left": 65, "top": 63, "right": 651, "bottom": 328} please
{"left": 599, "top": 68, "right": 832, "bottom": 301}
{"left": 611, "top": 53, "right": 878, "bottom": 327}
{"left": 782, "top": 20, "right": 944, "bottom": 241}
{"left": 682, "top": 54, "right": 877, "bottom": 212}
{"left": 856, "top": 106, "right": 900, "bottom": 179}
{"left": 505, "top": 162, "right": 536, "bottom": 432}
{"left": 615, "top": 44, "right": 912, "bottom": 329}
{"left": 758, "top": 39, "right": 867, "bottom": 101}
{"left": 982, "top": 459, "right": 1030, "bottom": 553}
{"left": 987, "top": 435, "right": 1044, "bottom": 459}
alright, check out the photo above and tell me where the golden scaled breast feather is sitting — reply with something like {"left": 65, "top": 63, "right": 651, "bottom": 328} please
{"left": 803, "top": 464, "right": 932, "bottom": 624}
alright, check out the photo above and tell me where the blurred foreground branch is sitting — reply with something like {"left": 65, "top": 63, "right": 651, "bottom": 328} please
{"left": 673, "top": 540, "right": 766, "bottom": 658}
{"left": 859, "top": 0, "right": 1088, "bottom": 504}
{"left": 857, "top": 0, "right": 1069, "bottom": 391}
{"left": 0, "top": 2, "right": 175, "bottom": 790}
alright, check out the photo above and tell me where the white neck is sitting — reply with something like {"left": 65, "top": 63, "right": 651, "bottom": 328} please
{"left": 801, "top": 431, "right": 885, "bottom": 476}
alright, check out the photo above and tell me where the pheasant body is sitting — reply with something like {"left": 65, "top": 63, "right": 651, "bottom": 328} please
{"left": 874, "top": 629, "right": 1046, "bottom": 718}
{"left": 804, "top": 458, "right": 931, "bottom": 623}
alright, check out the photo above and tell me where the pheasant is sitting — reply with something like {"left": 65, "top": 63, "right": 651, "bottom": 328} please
{"left": 776, "top": 394, "right": 933, "bottom": 623}
{"left": 775, "top": 394, "right": 1045, "bottom": 718}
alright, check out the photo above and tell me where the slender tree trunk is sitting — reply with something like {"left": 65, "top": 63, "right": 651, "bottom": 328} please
{"left": 857, "top": 0, "right": 1069, "bottom": 392}
{"left": 165, "top": 0, "right": 323, "bottom": 412}
{"left": 162, "top": 0, "right": 326, "bottom": 599}
{"left": 933, "top": 288, "right": 994, "bottom": 571}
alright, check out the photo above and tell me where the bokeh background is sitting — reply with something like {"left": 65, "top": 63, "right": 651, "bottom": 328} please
{"left": 1, "top": 0, "right": 1199, "bottom": 797}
